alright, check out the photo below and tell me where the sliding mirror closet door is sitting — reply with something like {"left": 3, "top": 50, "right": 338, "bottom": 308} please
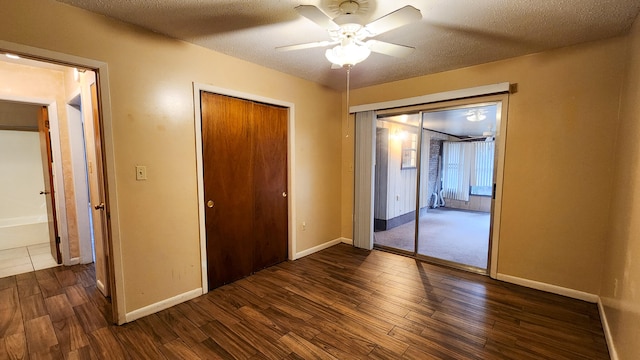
{"left": 416, "top": 104, "right": 498, "bottom": 271}
{"left": 373, "top": 115, "right": 420, "bottom": 254}
{"left": 367, "top": 94, "right": 508, "bottom": 274}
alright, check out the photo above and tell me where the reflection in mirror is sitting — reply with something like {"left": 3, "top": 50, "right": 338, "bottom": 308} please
{"left": 373, "top": 101, "right": 501, "bottom": 272}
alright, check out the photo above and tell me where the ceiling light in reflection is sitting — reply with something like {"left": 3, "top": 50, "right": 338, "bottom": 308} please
{"left": 465, "top": 108, "right": 487, "bottom": 122}
{"left": 390, "top": 129, "right": 409, "bottom": 141}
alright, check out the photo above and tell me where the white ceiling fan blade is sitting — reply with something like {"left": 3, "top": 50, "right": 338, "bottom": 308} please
{"left": 366, "top": 40, "right": 415, "bottom": 58}
{"left": 295, "top": 5, "right": 340, "bottom": 31}
{"left": 276, "top": 41, "right": 336, "bottom": 52}
{"left": 364, "top": 5, "right": 422, "bottom": 36}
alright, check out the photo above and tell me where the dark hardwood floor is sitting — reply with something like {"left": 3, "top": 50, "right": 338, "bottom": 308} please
{"left": 0, "top": 244, "right": 610, "bottom": 359}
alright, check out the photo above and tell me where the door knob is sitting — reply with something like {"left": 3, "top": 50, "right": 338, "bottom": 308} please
{"left": 207, "top": 200, "right": 215, "bottom": 208}
{"left": 94, "top": 202, "right": 105, "bottom": 210}
{"left": 39, "top": 190, "right": 50, "bottom": 195}
{"left": 282, "top": 192, "right": 287, "bottom": 198}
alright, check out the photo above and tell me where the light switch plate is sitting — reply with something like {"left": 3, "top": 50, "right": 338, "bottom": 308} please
{"left": 135, "top": 165, "right": 147, "bottom": 180}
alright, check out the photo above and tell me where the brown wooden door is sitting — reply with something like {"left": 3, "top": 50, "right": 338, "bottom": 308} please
{"left": 252, "top": 102, "right": 288, "bottom": 271}
{"left": 37, "top": 106, "right": 61, "bottom": 264}
{"left": 202, "top": 93, "right": 255, "bottom": 289}
{"left": 89, "top": 82, "right": 112, "bottom": 299}
{"left": 201, "top": 92, "right": 288, "bottom": 290}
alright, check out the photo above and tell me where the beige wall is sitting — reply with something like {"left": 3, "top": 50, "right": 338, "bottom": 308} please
{"left": 344, "top": 37, "right": 626, "bottom": 294}
{"left": 1, "top": 0, "right": 342, "bottom": 315}
{"left": 600, "top": 17, "right": 640, "bottom": 360}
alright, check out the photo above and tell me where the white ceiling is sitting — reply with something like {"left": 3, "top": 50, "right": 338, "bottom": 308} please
{"left": 55, "top": 0, "right": 640, "bottom": 90}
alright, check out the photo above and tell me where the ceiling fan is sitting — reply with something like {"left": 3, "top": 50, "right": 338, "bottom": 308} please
{"left": 459, "top": 124, "right": 496, "bottom": 142}
{"left": 277, "top": 1, "right": 422, "bottom": 68}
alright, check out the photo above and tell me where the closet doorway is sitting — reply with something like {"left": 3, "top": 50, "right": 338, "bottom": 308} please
{"left": 199, "top": 91, "right": 289, "bottom": 290}
{"left": 371, "top": 94, "right": 508, "bottom": 273}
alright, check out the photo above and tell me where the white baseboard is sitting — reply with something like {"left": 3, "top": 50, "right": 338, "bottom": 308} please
{"left": 123, "top": 238, "right": 346, "bottom": 322}
{"left": 294, "top": 237, "right": 346, "bottom": 260}
{"left": 125, "top": 288, "right": 203, "bottom": 323}
{"left": 598, "top": 298, "right": 618, "bottom": 360}
{"left": 496, "top": 273, "right": 599, "bottom": 303}
{"left": 96, "top": 279, "right": 106, "bottom": 295}
{"left": 498, "top": 274, "right": 618, "bottom": 358}
{"left": 67, "top": 257, "right": 80, "bottom": 266}
{"left": 340, "top": 237, "right": 353, "bottom": 245}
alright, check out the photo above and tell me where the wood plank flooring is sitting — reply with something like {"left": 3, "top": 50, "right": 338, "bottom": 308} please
{"left": 0, "top": 244, "right": 610, "bottom": 359}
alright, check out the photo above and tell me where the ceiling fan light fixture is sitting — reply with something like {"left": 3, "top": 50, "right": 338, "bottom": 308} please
{"left": 465, "top": 108, "right": 487, "bottom": 122}
{"left": 466, "top": 114, "right": 486, "bottom": 122}
{"left": 339, "top": 0, "right": 360, "bottom": 15}
{"left": 325, "top": 42, "right": 371, "bottom": 67}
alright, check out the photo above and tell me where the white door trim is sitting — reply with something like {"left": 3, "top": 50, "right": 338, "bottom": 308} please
{"left": 192, "top": 83, "right": 296, "bottom": 294}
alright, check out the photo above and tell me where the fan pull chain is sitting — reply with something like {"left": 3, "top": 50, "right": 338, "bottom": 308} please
{"left": 346, "top": 65, "right": 351, "bottom": 138}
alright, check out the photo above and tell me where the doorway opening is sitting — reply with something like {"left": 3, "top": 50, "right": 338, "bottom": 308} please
{"left": 0, "top": 102, "right": 60, "bottom": 272}
{"left": 0, "top": 49, "right": 118, "bottom": 321}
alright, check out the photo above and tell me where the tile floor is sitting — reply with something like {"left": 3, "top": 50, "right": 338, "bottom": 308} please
{"left": 0, "top": 243, "right": 59, "bottom": 278}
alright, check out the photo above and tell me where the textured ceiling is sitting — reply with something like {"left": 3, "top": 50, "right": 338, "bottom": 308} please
{"left": 55, "top": 0, "right": 640, "bottom": 90}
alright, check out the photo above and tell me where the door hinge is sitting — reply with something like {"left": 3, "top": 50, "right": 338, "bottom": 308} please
{"left": 55, "top": 236, "right": 61, "bottom": 244}
{"left": 492, "top": 183, "right": 496, "bottom": 200}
